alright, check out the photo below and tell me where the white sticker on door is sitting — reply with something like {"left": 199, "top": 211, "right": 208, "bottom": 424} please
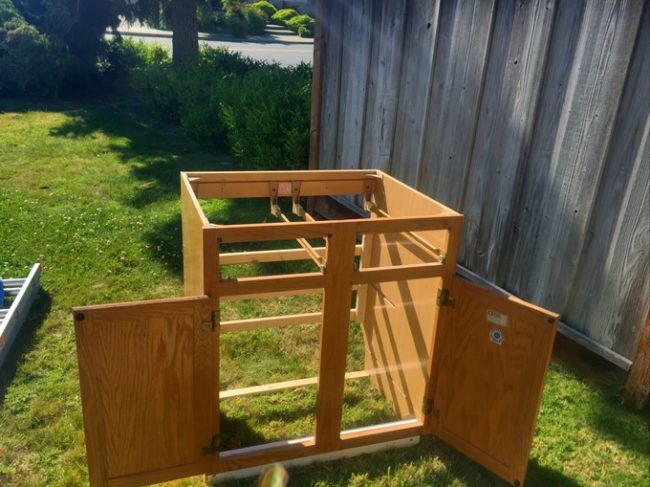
{"left": 486, "top": 309, "right": 508, "bottom": 327}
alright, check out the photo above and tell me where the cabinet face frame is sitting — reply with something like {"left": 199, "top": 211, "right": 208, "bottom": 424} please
{"left": 74, "top": 170, "right": 557, "bottom": 487}
{"left": 185, "top": 170, "right": 463, "bottom": 474}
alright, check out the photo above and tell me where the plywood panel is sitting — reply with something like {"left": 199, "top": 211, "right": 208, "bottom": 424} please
{"left": 361, "top": 235, "right": 442, "bottom": 418}
{"left": 433, "top": 277, "right": 557, "bottom": 485}
{"left": 360, "top": 175, "right": 461, "bottom": 417}
{"left": 181, "top": 174, "right": 207, "bottom": 296}
{"left": 374, "top": 172, "right": 460, "bottom": 253}
{"left": 73, "top": 296, "right": 217, "bottom": 487}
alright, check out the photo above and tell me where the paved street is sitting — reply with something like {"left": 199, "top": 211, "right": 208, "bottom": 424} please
{"left": 106, "top": 22, "right": 313, "bottom": 66}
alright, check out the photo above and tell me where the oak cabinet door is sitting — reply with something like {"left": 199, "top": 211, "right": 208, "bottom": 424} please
{"left": 433, "top": 277, "right": 558, "bottom": 486}
{"left": 74, "top": 296, "right": 218, "bottom": 487}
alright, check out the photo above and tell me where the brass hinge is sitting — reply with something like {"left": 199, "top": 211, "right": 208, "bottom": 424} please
{"left": 422, "top": 398, "right": 434, "bottom": 415}
{"left": 211, "top": 310, "right": 219, "bottom": 331}
{"left": 423, "top": 398, "right": 440, "bottom": 418}
{"left": 202, "top": 433, "right": 220, "bottom": 455}
{"left": 202, "top": 310, "right": 220, "bottom": 332}
{"left": 437, "top": 288, "right": 455, "bottom": 307}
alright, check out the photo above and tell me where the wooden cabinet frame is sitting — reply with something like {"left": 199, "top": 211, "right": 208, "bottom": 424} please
{"left": 73, "top": 170, "right": 558, "bottom": 486}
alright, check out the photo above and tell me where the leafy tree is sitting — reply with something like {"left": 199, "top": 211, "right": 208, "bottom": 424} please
{"left": 0, "top": 0, "right": 123, "bottom": 96}
{"left": 13, "top": 0, "right": 122, "bottom": 63}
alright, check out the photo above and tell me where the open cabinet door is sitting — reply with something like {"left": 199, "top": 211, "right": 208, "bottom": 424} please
{"left": 73, "top": 296, "right": 218, "bottom": 487}
{"left": 433, "top": 277, "right": 558, "bottom": 486}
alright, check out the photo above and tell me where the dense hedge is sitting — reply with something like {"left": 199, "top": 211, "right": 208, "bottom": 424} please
{"left": 134, "top": 46, "right": 311, "bottom": 169}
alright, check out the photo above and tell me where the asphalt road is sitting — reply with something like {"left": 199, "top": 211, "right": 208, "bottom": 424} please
{"left": 105, "top": 29, "right": 314, "bottom": 66}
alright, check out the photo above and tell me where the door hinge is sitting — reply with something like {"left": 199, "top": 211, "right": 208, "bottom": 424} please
{"left": 202, "top": 310, "right": 220, "bottom": 332}
{"left": 202, "top": 433, "right": 220, "bottom": 455}
{"left": 423, "top": 398, "right": 440, "bottom": 418}
{"left": 422, "top": 398, "right": 434, "bottom": 415}
{"left": 437, "top": 288, "right": 455, "bottom": 307}
{"left": 212, "top": 310, "right": 220, "bottom": 331}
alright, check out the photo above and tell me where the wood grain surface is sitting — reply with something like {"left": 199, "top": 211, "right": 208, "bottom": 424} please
{"left": 433, "top": 277, "right": 557, "bottom": 485}
{"left": 315, "top": 223, "right": 358, "bottom": 451}
{"left": 316, "top": 0, "right": 649, "bottom": 362}
{"left": 181, "top": 173, "right": 207, "bottom": 296}
{"left": 73, "top": 296, "right": 216, "bottom": 486}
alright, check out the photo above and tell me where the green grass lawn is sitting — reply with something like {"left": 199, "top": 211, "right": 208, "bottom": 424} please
{"left": 0, "top": 100, "right": 648, "bottom": 487}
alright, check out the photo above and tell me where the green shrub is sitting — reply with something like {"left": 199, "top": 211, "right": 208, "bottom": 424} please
{"left": 197, "top": 3, "right": 220, "bottom": 32}
{"left": 134, "top": 47, "right": 311, "bottom": 170}
{"left": 97, "top": 38, "right": 169, "bottom": 92}
{"left": 271, "top": 8, "right": 298, "bottom": 24}
{"left": 242, "top": 5, "right": 266, "bottom": 35}
{"left": 134, "top": 47, "right": 259, "bottom": 142}
{"left": 224, "top": 9, "right": 248, "bottom": 37}
{"left": 220, "top": 63, "right": 311, "bottom": 169}
{"left": 133, "top": 63, "right": 181, "bottom": 121}
{"left": 0, "top": 23, "right": 70, "bottom": 97}
{"left": 286, "top": 14, "right": 314, "bottom": 38}
{"left": 0, "top": 0, "right": 19, "bottom": 25}
{"left": 224, "top": 3, "right": 267, "bottom": 37}
{"left": 252, "top": 1, "right": 277, "bottom": 18}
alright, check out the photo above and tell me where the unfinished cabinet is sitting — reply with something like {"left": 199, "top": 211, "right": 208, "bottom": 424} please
{"left": 73, "top": 170, "right": 558, "bottom": 487}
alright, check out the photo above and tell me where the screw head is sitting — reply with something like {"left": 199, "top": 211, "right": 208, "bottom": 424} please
{"left": 75, "top": 312, "right": 85, "bottom": 322}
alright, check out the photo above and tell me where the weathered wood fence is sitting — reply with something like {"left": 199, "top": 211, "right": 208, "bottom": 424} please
{"left": 314, "top": 0, "right": 650, "bottom": 366}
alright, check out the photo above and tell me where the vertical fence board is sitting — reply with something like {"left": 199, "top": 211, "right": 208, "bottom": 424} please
{"left": 417, "top": 0, "right": 496, "bottom": 210}
{"left": 316, "top": 0, "right": 650, "bottom": 363}
{"left": 360, "top": 0, "right": 407, "bottom": 171}
{"left": 335, "top": 0, "right": 374, "bottom": 170}
{"left": 390, "top": 0, "right": 441, "bottom": 186}
{"left": 506, "top": 0, "right": 645, "bottom": 311}
{"left": 318, "top": 0, "right": 344, "bottom": 169}
{"left": 499, "top": 0, "right": 587, "bottom": 288}
{"left": 459, "top": 0, "right": 556, "bottom": 279}
{"left": 563, "top": 3, "right": 650, "bottom": 357}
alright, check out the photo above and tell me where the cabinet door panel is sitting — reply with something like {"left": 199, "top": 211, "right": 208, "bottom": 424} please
{"left": 74, "top": 296, "right": 218, "bottom": 487}
{"left": 434, "top": 277, "right": 557, "bottom": 485}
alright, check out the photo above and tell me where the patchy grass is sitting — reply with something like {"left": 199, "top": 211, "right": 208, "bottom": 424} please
{"left": 0, "top": 101, "right": 648, "bottom": 487}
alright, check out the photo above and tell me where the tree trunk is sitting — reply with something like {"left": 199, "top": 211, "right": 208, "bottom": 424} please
{"left": 170, "top": 0, "right": 198, "bottom": 64}
{"left": 624, "top": 313, "right": 650, "bottom": 410}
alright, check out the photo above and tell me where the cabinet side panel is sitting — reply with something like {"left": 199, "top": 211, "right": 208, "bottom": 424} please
{"left": 181, "top": 176, "right": 206, "bottom": 296}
